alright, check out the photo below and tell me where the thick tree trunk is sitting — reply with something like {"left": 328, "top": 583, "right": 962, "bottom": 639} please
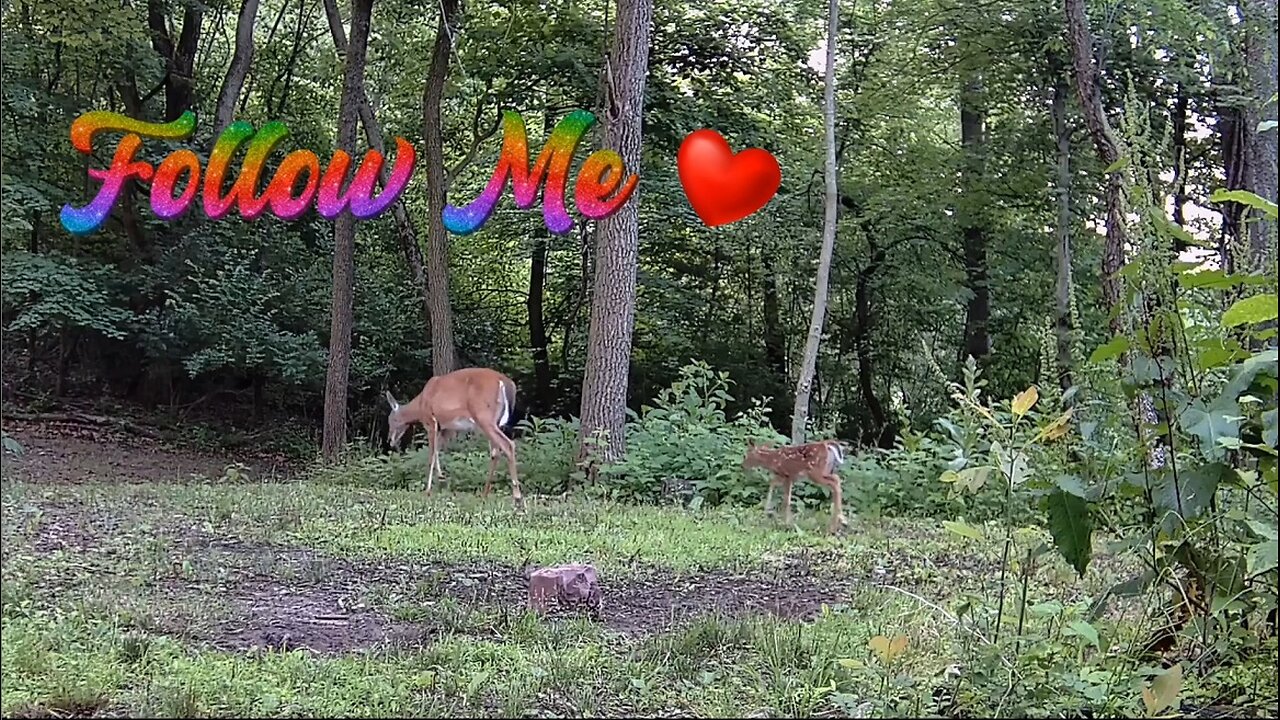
{"left": 959, "top": 72, "right": 991, "bottom": 365}
{"left": 790, "top": 0, "right": 840, "bottom": 444}
{"left": 147, "top": 0, "right": 204, "bottom": 122}
{"left": 321, "top": 0, "right": 375, "bottom": 461}
{"left": 213, "top": 0, "right": 259, "bottom": 134}
{"left": 1244, "top": 0, "right": 1278, "bottom": 268}
{"left": 322, "top": 0, "right": 432, "bottom": 334}
{"left": 422, "top": 0, "right": 461, "bottom": 376}
{"left": 1051, "top": 56, "right": 1075, "bottom": 394}
{"left": 577, "top": 0, "right": 654, "bottom": 468}
{"left": 1063, "top": 0, "right": 1126, "bottom": 334}
{"left": 1065, "top": 0, "right": 1172, "bottom": 473}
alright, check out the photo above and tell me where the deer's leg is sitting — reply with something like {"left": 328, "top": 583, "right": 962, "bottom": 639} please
{"left": 479, "top": 423, "right": 523, "bottom": 510}
{"left": 433, "top": 428, "right": 454, "bottom": 485}
{"left": 824, "top": 473, "right": 847, "bottom": 533}
{"left": 425, "top": 420, "right": 441, "bottom": 495}
{"left": 764, "top": 478, "right": 778, "bottom": 517}
{"left": 483, "top": 445, "right": 499, "bottom": 497}
{"left": 782, "top": 476, "right": 796, "bottom": 524}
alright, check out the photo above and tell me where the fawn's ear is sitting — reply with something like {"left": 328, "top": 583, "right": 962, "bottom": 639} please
{"left": 384, "top": 390, "right": 400, "bottom": 411}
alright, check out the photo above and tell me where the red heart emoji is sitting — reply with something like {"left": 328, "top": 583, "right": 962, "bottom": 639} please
{"left": 677, "top": 129, "right": 782, "bottom": 227}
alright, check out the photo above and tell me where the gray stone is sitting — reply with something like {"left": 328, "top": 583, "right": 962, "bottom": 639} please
{"left": 527, "top": 563, "right": 602, "bottom": 612}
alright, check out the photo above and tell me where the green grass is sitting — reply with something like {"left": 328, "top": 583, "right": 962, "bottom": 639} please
{"left": 2, "top": 477, "right": 1276, "bottom": 718}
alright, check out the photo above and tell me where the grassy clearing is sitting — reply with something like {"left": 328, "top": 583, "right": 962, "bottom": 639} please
{"left": 1, "top": 475, "right": 1275, "bottom": 718}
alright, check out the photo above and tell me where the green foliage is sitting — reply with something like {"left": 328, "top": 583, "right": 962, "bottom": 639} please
{"left": 0, "top": 252, "right": 133, "bottom": 340}
{"left": 148, "top": 246, "right": 325, "bottom": 385}
{"left": 1045, "top": 488, "right": 1091, "bottom": 577}
{"left": 596, "top": 361, "right": 784, "bottom": 505}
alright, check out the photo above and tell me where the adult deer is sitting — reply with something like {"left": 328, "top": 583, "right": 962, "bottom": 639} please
{"left": 384, "top": 367, "right": 523, "bottom": 509}
{"left": 742, "top": 439, "right": 848, "bottom": 533}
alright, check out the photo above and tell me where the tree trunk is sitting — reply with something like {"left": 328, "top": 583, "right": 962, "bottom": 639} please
{"left": 1171, "top": 84, "right": 1189, "bottom": 229}
{"left": 790, "top": 0, "right": 840, "bottom": 444}
{"left": 213, "top": 0, "right": 259, "bottom": 134}
{"left": 761, "top": 244, "right": 790, "bottom": 429}
{"left": 854, "top": 240, "right": 892, "bottom": 448}
{"left": 761, "top": 248, "right": 787, "bottom": 380}
{"left": 1063, "top": 0, "right": 1127, "bottom": 335}
{"left": 321, "top": 0, "right": 375, "bottom": 461}
{"left": 147, "top": 0, "right": 204, "bottom": 122}
{"left": 1219, "top": 100, "right": 1247, "bottom": 274}
{"left": 1050, "top": 54, "right": 1075, "bottom": 394}
{"left": 1065, "top": 0, "right": 1171, "bottom": 473}
{"left": 322, "top": 0, "right": 432, "bottom": 334}
{"left": 422, "top": 0, "right": 461, "bottom": 376}
{"left": 577, "top": 0, "right": 654, "bottom": 468}
{"left": 959, "top": 71, "right": 991, "bottom": 365}
{"left": 528, "top": 228, "right": 553, "bottom": 414}
{"left": 1244, "top": 0, "right": 1278, "bottom": 269}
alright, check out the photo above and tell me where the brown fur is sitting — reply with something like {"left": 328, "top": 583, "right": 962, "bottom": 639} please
{"left": 742, "top": 440, "right": 848, "bottom": 532}
{"left": 386, "top": 367, "right": 523, "bottom": 509}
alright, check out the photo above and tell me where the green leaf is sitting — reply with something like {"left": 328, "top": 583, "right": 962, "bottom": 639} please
{"left": 1065, "top": 619, "right": 1100, "bottom": 648}
{"left": 942, "top": 520, "right": 985, "bottom": 541}
{"left": 1103, "top": 156, "right": 1130, "bottom": 174}
{"left": 1045, "top": 488, "right": 1092, "bottom": 577}
{"left": 1028, "top": 601, "right": 1063, "bottom": 617}
{"left": 1209, "top": 189, "right": 1279, "bottom": 220}
{"left": 1223, "top": 350, "right": 1279, "bottom": 401}
{"left": 1151, "top": 463, "right": 1227, "bottom": 527}
{"left": 1087, "top": 571, "right": 1156, "bottom": 620}
{"left": 1243, "top": 520, "right": 1277, "bottom": 542}
{"left": 1263, "top": 408, "right": 1278, "bottom": 448}
{"left": 1179, "top": 399, "right": 1243, "bottom": 460}
{"left": 996, "top": 446, "right": 1030, "bottom": 486}
{"left": 1142, "top": 663, "right": 1183, "bottom": 717}
{"left": 1260, "top": 120, "right": 1278, "bottom": 132}
{"left": 1054, "top": 474, "right": 1088, "bottom": 498}
{"left": 1248, "top": 541, "right": 1278, "bottom": 577}
{"left": 1149, "top": 207, "right": 1202, "bottom": 247}
{"left": 957, "top": 466, "right": 993, "bottom": 493}
{"left": 1196, "top": 340, "right": 1250, "bottom": 370}
{"left": 1089, "top": 336, "right": 1130, "bottom": 363}
{"left": 1222, "top": 294, "right": 1279, "bottom": 327}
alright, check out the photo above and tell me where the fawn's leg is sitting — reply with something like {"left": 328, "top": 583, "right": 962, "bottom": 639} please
{"left": 764, "top": 478, "right": 778, "bottom": 516}
{"left": 824, "top": 473, "right": 847, "bottom": 533}
{"left": 782, "top": 477, "right": 796, "bottom": 524}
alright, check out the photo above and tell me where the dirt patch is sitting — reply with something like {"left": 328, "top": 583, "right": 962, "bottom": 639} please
{"left": 141, "top": 536, "right": 861, "bottom": 652}
{"left": 601, "top": 567, "right": 857, "bottom": 636}
{"left": 2, "top": 422, "right": 296, "bottom": 485}
{"left": 204, "top": 579, "right": 427, "bottom": 654}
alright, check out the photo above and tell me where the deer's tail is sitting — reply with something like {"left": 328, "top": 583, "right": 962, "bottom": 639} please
{"left": 826, "top": 441, "right": 847, "bottom": 468}
{"left": 500, "top": 377, "right": 518, "bottom": 429}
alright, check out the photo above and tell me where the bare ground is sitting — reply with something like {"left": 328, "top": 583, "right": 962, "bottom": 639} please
{"left": 3, "top": 424, "right": 865, "bottom": 656}
{"left": 2, "top": 419, "right": 299, "bottom": 484}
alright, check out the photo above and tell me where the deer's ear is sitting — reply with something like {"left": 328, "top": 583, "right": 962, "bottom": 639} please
{"left": 384, "top": 390, "right": 400, "bottom": 410}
